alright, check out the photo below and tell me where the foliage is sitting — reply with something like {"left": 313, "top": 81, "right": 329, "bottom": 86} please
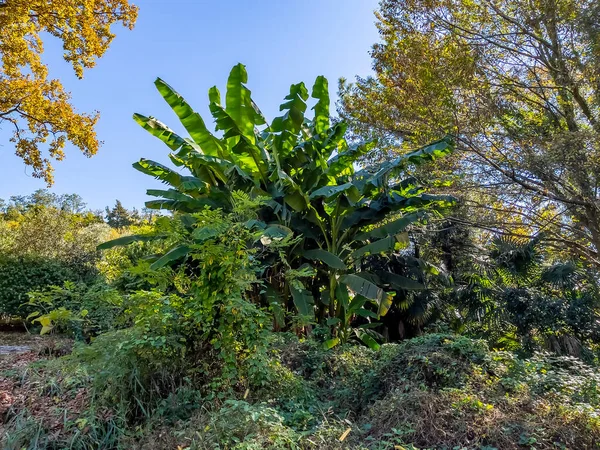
{"left": 0, "top": 1, "right": 138, "bottom": 184}
{"left": 0, "top": 198, "right": 110, "bottom": 277}
{"left": 0, "top": 189, "right": 88, "bottom": 214}
{"left": 105, "top": 200, "right": 142, "bottom": 229}
{"left": 96, "top": 223, "right": 158, "bottom": 291}
{"left": 25, "top": 281, "right": 123, "bottom": 339}
{"left": 0, "top": 195, "right": 115, "bottom": 318}
{"left": 0, "top": 255, "right": 80, "bottom": 318}
{"left": 6, "top": 333, "right": 600, "bottom": 449}
{"left": 441, "top": 234, "right": 600, "bottom": 356}
{"left": 112, "top": 63, "right": 454, "bottom": 342}
{"left": 45, "top": 198, "right": 276, "bottom": 423}
{"left": 339, "top": 0, "right": 600, "bottom": 267}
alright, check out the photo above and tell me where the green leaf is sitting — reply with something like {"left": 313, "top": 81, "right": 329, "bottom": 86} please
{"left": 192, "top": 226, "right": 222, "bottom": 241}
{"left": 270, "top": 82, "right": 309, "bottom": 157}
{"left": 262, "top": 225, "right": 293, "bottom": 239}
{"left": 357, "top": 212, "right": 426, "bottom": 240}
{"left": 323, "top": 338, "right": 340, "bottom": 350}
{"left": 355, "top": 137, "right": 453, "bottom": 195}
{"left": 134, "top": 159, "right": 208, "bottom": 192}
{"left": 144, "top": 197, "right": 221, "bottom": 212}
{"left": 303, "top": 249, "right": 347, "bottom": 270}
{"left": 290, "top": 283, "right": 315, "bottom": 319}
{"left": 352, "top": 235, "right": 406, "bottom": 260}
{"left": 309, "top": 183, "right": 360, "bottom": 201}
{"left": 348, "top": 294, "right": 367, "bottom": 314}
{"left": 154, "top": 78, "right": 226, "bottom": 158}
{"left": 133, "top": 114, "right": 187, "bottom": 151}
{"left": 356, "top": 308, "right": 379, "bottom": 319}
{"left": 354, "top": 329, "right": 380, "bottom": 350}
{"left": 340, "top": 274, "right": 384, "bottom": 301}
{"left": 326, "top": 317, "right": 341, "bottom": 326}
{"left": 97, "top": 234, "right": 159, "bottom": 250}
{"left": 284, "top": 191, "right": 308, "bottom": 212}
{"left": 327, "top": 140, "right": 376, "bottom": 178}
{"left": 26, "top": 311, "right": 40, "bottom": 321}
{"left": 150, "top": 245, "right": 190, "bottom": 270}
{"left": 376, "top": 271, "right": 425, "bottom": 291}
{"left": 225, "top": 63, "right": 259, "bottom": 139}
{"left": 311, "top": 75, "right": 330, "bottom": 135}
{"left": 377, "top": 292, "right": 394, "bottom": 317}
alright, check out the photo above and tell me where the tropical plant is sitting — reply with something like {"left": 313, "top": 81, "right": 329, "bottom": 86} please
{"left": 102, "top": 64, "right": 454, "bottom": 345}
{"left": 445, "top": 235, "right": 600, "bottom": 355}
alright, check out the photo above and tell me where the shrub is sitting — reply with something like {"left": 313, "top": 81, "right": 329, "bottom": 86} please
{"left": 25, "top": 281, "right": 124, "bottom": 339}
{"left": 0, "top": 256, "right": 80, "bottom": 318}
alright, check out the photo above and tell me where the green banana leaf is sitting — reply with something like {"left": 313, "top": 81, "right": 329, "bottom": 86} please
{"left": 303, "top": 249, "right": 347, "bottom": 270}
{"left": 150, "top": 245, "right": 190, "bottom": 270}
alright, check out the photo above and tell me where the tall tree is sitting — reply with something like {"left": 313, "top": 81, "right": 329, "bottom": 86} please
{"left": 339, "top": 0, "right": 600, "bottom": 266}
{"left": 0, "top": 0, "right": 138, "bottom": 184}
{"left": 105, "top": 199, "right": 135, "bottom": 228}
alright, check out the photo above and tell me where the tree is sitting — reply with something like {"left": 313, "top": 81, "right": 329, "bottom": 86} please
{"left": 105, "top": 199, "right": 136, "bottom": 229}
{"left": 339, "top": 0, "right": 600, "bottom": 267}
{"left": 102, "top": 64, "right": 454, "bottom": 345}
{"left": 0, "top": 0, "right": 138, "bottom": 184}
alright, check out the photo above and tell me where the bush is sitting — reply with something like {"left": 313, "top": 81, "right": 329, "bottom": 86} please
{"left": 0, "top": 256, "right": 80, "bottom": 318}
{"left": 25, "top": 281, "right": 124, "bottom": 339}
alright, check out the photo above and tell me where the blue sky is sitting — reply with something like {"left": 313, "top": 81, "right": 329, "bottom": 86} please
{"left": 0, "top": 0, "right": 380, "bottom": 211}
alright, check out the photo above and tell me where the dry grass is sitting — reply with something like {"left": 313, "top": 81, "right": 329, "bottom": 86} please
{"left": 354, "top": 385, "right": 600, "bottom": 449}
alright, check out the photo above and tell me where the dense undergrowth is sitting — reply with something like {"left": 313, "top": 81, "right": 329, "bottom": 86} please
{"left": 3, "top": 333, "right": 600, "bottom": 449}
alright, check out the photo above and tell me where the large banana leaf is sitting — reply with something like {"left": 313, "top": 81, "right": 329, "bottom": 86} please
{"left": 225, "top": 63, "right": 263, "bottom": 140}
{"left": 303, "top": 249, "right": 347, "bottom": 270}
{"left": 150, "top": 245, "right": 190, "bottom": 270}
{"left": 327, "top": 140, "right": 376, "bottom": 179}
{"left": 311, "top": 75, "right": 330, "bottom": 136}
{"left": 354, "top": 138, "right": 454, "bottom": 195}
{"left": 356, "top": 211, "right": 426, "bottom": 241}
{"left": 354, "top": 329, "right": 381, "bottom": 350}
{"left": 376, "top": 271, "right": 425, "bottom": 290}
{"left": 133, "top": 159, "right": 202, "bottom": 190}
{"left": 270, "top": 82, "right": 309, "bottom": 158}
{"left": 97, "top": 234, "right": 162, "bottom": 250}
{"left": 352, "top": 234, "right": 409, "bottom": 260}
{"left": 133, "top": 114, "right": 186, "bottom": 151}
{"left": 340, "top": 273, "right": 384, "bottom": 301}
{"left": 290, "top": 283, "right": 315, "bottom": 319}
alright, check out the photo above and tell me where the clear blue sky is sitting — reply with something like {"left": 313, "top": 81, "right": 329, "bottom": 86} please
{"left": 0, "top": 0, "right": 380, "bottom": 211}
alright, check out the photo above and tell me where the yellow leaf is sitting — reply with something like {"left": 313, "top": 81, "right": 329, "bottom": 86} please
{"left": 338, "top": 427, "right": 351, "bottom": 442}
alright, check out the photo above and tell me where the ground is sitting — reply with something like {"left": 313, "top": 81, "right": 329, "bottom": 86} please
{"left": 0, "top": 332, "right": 77, "bottom": 441}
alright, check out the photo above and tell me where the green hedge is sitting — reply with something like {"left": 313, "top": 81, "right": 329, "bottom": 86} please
{"left": 0, "top": 256, "right": 80, "bottom": 318}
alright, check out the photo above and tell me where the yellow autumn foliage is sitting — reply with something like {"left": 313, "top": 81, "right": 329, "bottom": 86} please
{"left": 0, "top": 0, "right": 138, "bottom": 184}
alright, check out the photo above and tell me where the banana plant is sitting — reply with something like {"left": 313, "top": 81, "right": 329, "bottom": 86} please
{"left": 100, "top": 64, "right": 454, "bottom": 346}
